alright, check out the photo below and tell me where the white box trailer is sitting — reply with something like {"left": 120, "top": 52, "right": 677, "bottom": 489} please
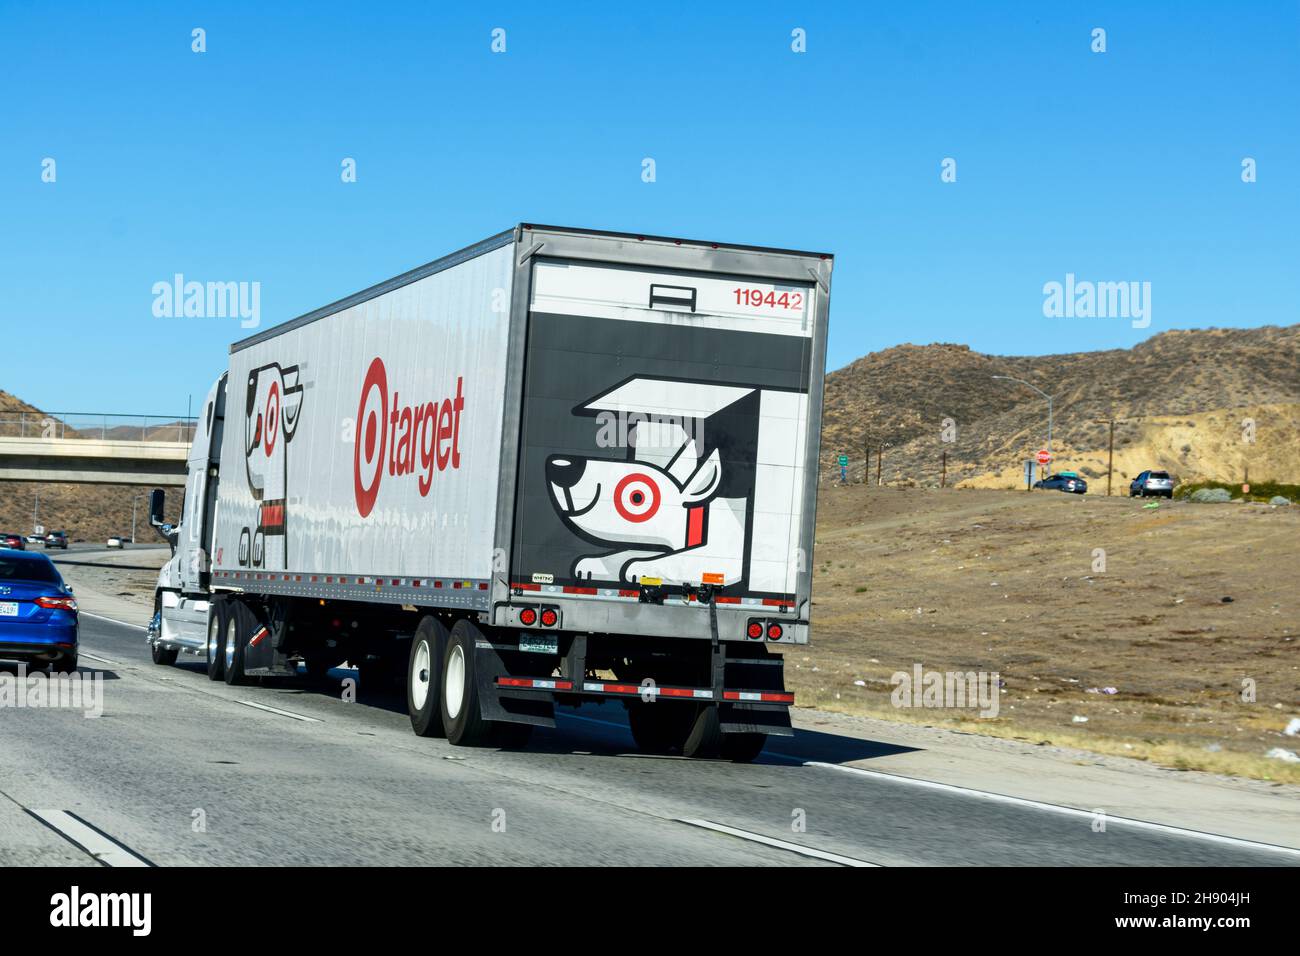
{"left": 148, "top": 224, "right": 832, "bottom": 759}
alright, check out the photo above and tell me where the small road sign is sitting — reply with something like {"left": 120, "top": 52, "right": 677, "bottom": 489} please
{"left": 1035, "top": 449, "right": 1051, "bottom": 466}
{"left": 837, "top": 455, "right": 848, "bottom": 466}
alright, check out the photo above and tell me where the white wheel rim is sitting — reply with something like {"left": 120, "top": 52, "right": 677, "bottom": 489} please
{"left": 444, "top": 644, "right": 465, "bottom": 720}
{"left": 225, "top": 618, "right": 237, "bottom": 669}
{"left": 208, "top": 616, "right": 220, "bottom": 661}
{"left": 412, "top": 640, "right": 431, "bottom": 711}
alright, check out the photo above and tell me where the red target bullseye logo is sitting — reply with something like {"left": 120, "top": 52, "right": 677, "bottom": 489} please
{"left": 263, "top": 381, "right": 280, "bottom": 458}
{"left": 613, "top": 473, "right": 660, "bottom": 523}
{"left": 353, "top": 357, "right": 388, "bottom": 517}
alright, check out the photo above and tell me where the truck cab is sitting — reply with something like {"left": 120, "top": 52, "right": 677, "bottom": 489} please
{"left": 147, "top": 373, "right": 227, "bottom": 663}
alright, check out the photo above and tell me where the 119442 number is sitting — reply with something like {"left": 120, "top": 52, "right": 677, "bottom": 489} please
{"left": 733, "top": 288, "right": 803, "bottom": 311}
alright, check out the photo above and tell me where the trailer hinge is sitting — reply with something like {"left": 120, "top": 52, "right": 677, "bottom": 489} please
{"left": 518, "top": 240, "right": 545, "bottom": 265}
{"left": 807, "top": 265, "right": 828, "bottom": 294}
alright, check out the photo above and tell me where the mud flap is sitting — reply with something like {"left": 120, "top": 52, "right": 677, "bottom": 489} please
{"left": 720, "top": 704, "right": 794, "bottom": 737}
{"left": 473, "top": 638, "right": 557, "bottom": 729}
{"left": 716, "top": 603, "right": 794, "bottom": 737}
{"left": 241, "top": 598, "right": 299, "bottom": 677}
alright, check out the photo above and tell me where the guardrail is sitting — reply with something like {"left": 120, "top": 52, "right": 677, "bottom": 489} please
{"left": 0, "top": 412, "right": 197, "bottom": 444}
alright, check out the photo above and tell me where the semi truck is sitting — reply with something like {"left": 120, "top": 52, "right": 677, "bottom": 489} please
{"left": 146, "top": 224, "right": 832, "bottom": 760}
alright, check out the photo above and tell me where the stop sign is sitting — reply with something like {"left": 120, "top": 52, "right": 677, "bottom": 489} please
{"left": 1035, "top": 449, "right": 1051, "bottom": 465}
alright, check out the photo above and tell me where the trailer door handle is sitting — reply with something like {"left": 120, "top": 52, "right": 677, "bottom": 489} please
{"left": 649, "top": 284, "right": 697, "bottom": 313}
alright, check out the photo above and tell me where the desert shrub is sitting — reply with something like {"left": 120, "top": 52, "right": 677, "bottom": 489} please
{"left": 1175, "top": 480, "right": 1300, "bottom": 503}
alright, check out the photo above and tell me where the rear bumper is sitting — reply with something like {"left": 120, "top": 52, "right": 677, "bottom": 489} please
{"left": 474, "top": 633, "right": 795, "bottom": 736}
{"left": 0, "top": 632, "right": 78, "bottom": 662}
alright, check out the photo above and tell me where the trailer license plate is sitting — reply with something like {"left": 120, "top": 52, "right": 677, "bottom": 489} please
{"left": 519, "top": 634, "right": 558, "bottom": 655}
{"left": 0, "top": 602, "right": 18, "bottom": 617}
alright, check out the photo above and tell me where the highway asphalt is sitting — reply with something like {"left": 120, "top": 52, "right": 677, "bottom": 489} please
{"left": 2, "top": 609, "right": 1297, "bottom": 867}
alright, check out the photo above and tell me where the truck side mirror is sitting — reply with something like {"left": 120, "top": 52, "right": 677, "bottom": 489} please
{"left": 149, "top": 488, "right": 166, "bottom": 527}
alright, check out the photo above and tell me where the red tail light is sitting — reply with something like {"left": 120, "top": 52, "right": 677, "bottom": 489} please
{"left": 746, "top": 622, "right": 763, "bottom": 639}
{"left": 519, "top": 608, "right": 537, "bottom": 626}
{"left": 35, "top": 595, "right": 77, "bottom": 612}
{"left": 766, "top": 623, "right": 783, "bottom": 640}
{"left": 540, "top": 608, "right": 558, "bottom": 627}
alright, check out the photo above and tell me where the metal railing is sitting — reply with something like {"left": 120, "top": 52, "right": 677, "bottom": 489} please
{"left": 0, "top": 412, "right": 197, "bottom": 444}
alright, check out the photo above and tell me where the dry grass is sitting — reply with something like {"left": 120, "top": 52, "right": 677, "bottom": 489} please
{"left": 788, "top": 485, "right": 1300, "bottom": 783}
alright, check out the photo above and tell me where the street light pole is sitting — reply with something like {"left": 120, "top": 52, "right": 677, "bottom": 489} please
{"left": 993, "top": 375, "right": 1054, "bottom": 474}
{"left": 131, "top": 493, "right": 148, "bottom": 544}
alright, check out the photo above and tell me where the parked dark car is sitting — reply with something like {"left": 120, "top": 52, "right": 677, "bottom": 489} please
{"left": 1034, "top": 472, "right": 1087, "bottom": 494}
{"left": 1, "top": 533, "right": 26, "bottom": 550}
{"left": 0, "top": 551, "right": 78, "bottom": 671}
{"left": 1130, "top": 470, "right": 1175, "bottom": 498}
{"left": 43, "top": 531, "right": 69, "bottom": 550}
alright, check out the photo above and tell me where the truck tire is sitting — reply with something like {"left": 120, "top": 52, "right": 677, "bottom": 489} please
{"left": 223, "top": 600, "right": 251, "bottom": 686}
{"left": 408, "top": 617, "right": 448, "bottom": 738}
{"left": 150, "top": 642, "right": 179, "bottom": 666}
{"left": 441, "top": 620, "right": 493, "bottom": 747}
{"left": 721, "top": 733, "right": 768, "bottom": 763}
{"left": 206, "top": 598, "right": 228, "bottom": 681}
{"left": 627, "top": 700, "right": 694, "bottom": 754}
{"left": 681, "top": 704, "right": 724, "bottom": 759}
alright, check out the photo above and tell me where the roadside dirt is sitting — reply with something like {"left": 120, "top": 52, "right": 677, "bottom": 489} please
{"left": 790, "top": 486, "right": 1300, "bottom": 782}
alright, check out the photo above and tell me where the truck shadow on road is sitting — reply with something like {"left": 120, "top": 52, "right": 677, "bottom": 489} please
{"left": 167, "top": 665, "right": 920, "bottom": 766}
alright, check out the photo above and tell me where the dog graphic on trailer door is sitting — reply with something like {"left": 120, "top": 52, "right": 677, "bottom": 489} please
{"left": 546, "top": 377, "right": 763, "bottom": 588}
{"left": 240, "top": 362, "right": 304, "bottom": 570}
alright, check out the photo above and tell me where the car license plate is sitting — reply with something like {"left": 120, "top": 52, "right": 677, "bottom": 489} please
{"left": 519, "top": 634, "right": 558, "bottom": 655}
{"left": 0, "top": 602, "right": 18, "bottom": 617}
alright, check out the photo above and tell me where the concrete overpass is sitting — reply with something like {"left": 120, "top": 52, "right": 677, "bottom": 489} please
{"left": 0, "top": 436, "right": 189, "bottom": 486}
{"left": 0, "top": 412, "right": 193, "bottom": 486}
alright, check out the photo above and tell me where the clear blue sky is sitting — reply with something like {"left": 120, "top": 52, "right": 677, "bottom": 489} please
{"left": 2, "top": 1, "right": 1296, "bottom": 416}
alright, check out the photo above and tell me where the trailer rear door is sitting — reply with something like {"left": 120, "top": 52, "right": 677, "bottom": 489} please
{"left": 510, "top": 255, "right": 818, "bottom": 606}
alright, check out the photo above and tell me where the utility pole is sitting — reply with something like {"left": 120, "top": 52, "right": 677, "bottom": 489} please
{"left": 32, "top": 490, "right": 39, "bottom": 534}
{"left": 877, "top": 443, "right": 889, "bottom": 486}
{"left": 1094, "top": 418, "right": 1115, "bottom": 496}
{"left": 941, "top": 450, "right": 947, "bottom": 488}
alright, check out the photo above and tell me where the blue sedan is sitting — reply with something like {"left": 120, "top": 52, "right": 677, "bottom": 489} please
{"left": 0, "top": 551, "right": 78, "bottom": 671}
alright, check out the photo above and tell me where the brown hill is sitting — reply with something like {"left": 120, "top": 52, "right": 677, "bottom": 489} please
{"left": 821, "top": 325, "right": 1300, "bottom": 488}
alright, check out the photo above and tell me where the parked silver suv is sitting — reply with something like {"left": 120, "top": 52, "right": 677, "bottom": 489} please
{"left": 1130, "top": 470, "right": 1175, "bottom": 498}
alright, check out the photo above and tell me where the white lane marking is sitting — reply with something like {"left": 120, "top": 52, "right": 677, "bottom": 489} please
{"left": 806, "top": 761, "right": 1300, "bottom": 858}
{"left": 235, "top": 699, "right": 322, "bottom": 723}
{"left": 80, "top": 611, "right": 146, "bottom": 631}
{"left": 678, "top": 818, "right": 878, "bottom": 867}
{"left": 26, "top": 809, "right": 152, "bottom": 867}
{"left": 78, "top": 650, "right": 122, "bottom": 666}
